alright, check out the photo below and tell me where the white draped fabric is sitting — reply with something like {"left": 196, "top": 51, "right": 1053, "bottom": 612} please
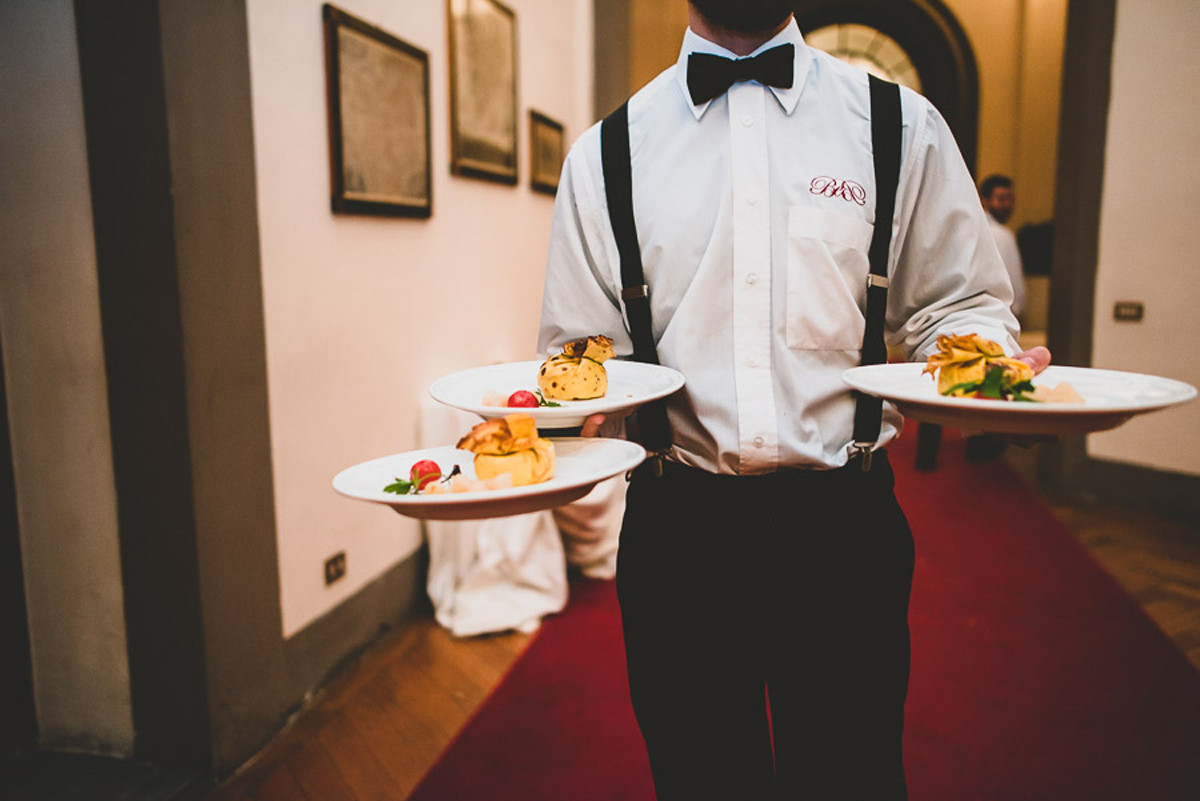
{"left": 418, "top": 399, "right": 623, "bottom": 637}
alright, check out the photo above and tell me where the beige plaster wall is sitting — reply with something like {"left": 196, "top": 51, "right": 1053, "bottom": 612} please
{"left": 0, "top": 0, "right": 134, "bottom": 756}
{"left": 246, "top": 0, "right": 595, "bottom": 636}
{"left": 944, "top": 0, "right": 1067, "bottom": 333}
{"left": 943, "top": 0, "right": 1067, "bottom": 229}
{"left": 1086, "top": 0, "right": 1200, "bottom": 476}
{"left": 629, "top": 0, "right": 688, "bottom": 93}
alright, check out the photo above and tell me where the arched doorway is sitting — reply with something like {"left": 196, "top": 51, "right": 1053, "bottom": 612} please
{"left": 794, "top": 0, "right": 980, "bottom": 172}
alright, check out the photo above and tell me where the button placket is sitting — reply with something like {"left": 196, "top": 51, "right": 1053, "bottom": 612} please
{"left": 728, "top": 83, "right": 778, "bottom": 469}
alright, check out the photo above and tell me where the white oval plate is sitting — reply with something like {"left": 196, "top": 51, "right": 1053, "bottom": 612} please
{"left": 332, "top": 438, "right": 646, "bottom": 520}
{"left": 843, "top": 363, "right": 1197, "bottom": 435}
{"left": 429, "top": 360, "right": 685, "bottom": 429}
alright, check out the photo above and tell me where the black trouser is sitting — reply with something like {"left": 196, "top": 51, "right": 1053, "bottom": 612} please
{"left": 615, "top": 453, "right": 914, "bottom": 800}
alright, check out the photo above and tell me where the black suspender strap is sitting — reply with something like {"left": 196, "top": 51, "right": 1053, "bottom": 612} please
{"left": 852, "top": 75, "right": 903, "bottom": 471}
{"left": 601, "top": 102, "right": 672, "bottom": 459}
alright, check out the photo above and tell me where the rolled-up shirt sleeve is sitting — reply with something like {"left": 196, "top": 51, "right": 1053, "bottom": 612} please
{"left": 888, "top": 100, "right": 1021, "bottom": 361}
{"left": 537, "top": 131, "right": 634, "bottom": 360}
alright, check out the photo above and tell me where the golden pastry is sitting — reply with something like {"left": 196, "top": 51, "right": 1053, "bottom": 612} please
{"left": 537, "top": 335, "right": 615, "bottom": 401}
{"left": 455, "top": 413, "right": 555, "bottom": 486}
{"left": 922, "top": 333, "right": 1034, "bottom": 398}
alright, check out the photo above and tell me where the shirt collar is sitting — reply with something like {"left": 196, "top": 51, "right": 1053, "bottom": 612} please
{"left": 675, "top": 17, "right": 810, "bottom": 120}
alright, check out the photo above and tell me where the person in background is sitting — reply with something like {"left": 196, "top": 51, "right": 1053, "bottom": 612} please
{"left": 980, "top": 173, "right": 1026, "bottom": 320}
{"left": 537, "top": 2, "right": 1051, "bottom": 798}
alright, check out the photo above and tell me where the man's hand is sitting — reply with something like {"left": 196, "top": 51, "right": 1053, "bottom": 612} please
{"left": 1014, "top": 345, "right": 1051, "bottom": 374}
{"left": 1004, "top": 345, "right": 1054, "bottom": 447}
{"left": 541, "top": 413, "right": 608, "bottom": 440}
{"left": 580, "top": 413, "right": 607, "bottom": 438}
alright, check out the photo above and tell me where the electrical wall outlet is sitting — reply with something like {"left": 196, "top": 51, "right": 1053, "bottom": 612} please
{"left": 1113, "top": 301, "right": 1144, "bottom": 321}
{"left": 324, "top": 551, "right": 346, "bottom": 585}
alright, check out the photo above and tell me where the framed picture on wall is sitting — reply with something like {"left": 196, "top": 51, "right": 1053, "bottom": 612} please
{"left": 447, "top": 0, "right": 519, "bottom": 185}
{"left": 528, "top": 110, "right": 565, "bottom": 195}
{"left": 322, "top": 4, "right": 432, "bottom": 217}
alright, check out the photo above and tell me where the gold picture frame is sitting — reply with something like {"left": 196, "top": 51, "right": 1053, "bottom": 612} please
{"left": 528, "top": 110, "right": 565, "bottom": 196}
{"left": 322, "top": 4, "right": 432, "bottom": 217}
{"left": 447, "top": 0, "right": 519, "bottom": 185}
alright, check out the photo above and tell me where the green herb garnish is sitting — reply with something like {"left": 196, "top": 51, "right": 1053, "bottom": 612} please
{"left": 535, "top": 389, "right": 562, "bottom": 407}
{"left": 383, "top": 477, "right": 416, "bottom": 495}
{"left": 946, "top": 366, "right": 1037, "bottom": 401}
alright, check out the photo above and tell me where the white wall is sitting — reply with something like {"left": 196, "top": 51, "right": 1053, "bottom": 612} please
{"left": 246, "top": 0, "right": 594, "bottom": 635}
{"left": 0, "top": 0, "right": 134, "bottom": 755}
{"left": 1087, "top": 0, "right": 1200, "bottom": 476}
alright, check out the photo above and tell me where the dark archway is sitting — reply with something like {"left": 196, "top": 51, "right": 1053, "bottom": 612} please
{"left": 0, "top": 345, "right": 36, "bottom": 759}
{"left": 795, "top": 0, "right": 980, "bottom": 172}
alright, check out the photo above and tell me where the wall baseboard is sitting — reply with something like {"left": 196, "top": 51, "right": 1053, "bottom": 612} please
{"left": 210, "top": 546, "right": 430, "bottom": 781}
{"left": 1079, "top": 456, "right": 1200, "bottom": 528}
{"left": 284, "top": 546, "right": 431, "bottom": 717}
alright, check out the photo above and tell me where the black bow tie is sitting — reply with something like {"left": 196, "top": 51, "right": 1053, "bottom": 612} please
{"left": 687, "top": 43, "right": 795, "bottom": 105}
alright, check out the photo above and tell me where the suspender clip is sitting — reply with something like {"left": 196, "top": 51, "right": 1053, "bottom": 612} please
{"left": 651, "top": 453, "right": 665, "bottom": 477}
{"left": 636, "top": 450, "right": 667, "bottom": 478}
{"left": 866, "top": 273, "right": 890, "bottom": 290}
{"left": 621, "top": 284, "right": 649, "bottom": 300}
{"left": 852, "top": 442, "right": 875, "bottom": 473}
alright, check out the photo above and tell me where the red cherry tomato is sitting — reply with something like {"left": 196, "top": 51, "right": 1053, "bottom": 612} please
{"left": 507, "top": 390, "right": 539, "bottom": 408}
{"left": 409, "top": 459, "right": 442, "bottom": 491}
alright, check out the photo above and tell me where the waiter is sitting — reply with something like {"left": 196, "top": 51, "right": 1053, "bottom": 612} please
{"left": 537, "top": 2, "right": 1051, "bottom": 798}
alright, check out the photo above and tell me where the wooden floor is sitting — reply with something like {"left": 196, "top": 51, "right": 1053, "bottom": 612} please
{"left": 1003, "top": 446, "right": 1200, "bottom": 671}
{"left": 202, "top": 448, "right": 1200, "bottom": 801}
{"left": 203, "top": 618, "right": 533, "bottom": 801}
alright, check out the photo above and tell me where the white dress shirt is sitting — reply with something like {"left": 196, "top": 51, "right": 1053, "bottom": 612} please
{"left": 538, "top": 20, "right": 1019, "bottom": 474}
{"left": 987, "top": 211, "right": 1026, "bottom": 317}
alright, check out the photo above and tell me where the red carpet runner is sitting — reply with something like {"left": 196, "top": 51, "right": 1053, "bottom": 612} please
{"left": 409, "top": 430, "right": 1200, "bottom": 800}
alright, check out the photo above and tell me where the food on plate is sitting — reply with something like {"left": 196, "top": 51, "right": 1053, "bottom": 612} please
{"left": 454, "top": 413, "right": 555, "bottom": 487}
{"left": 378, "top": 414, "right": 556, "bottom": 496}
{"left": 506, "top": 390, "right": 539, "bottom": 408}
{"left": 481, "top": 388, "right": 563, "bottom": 408}
{"left": 922, "top": 333, "right": 1033, "bottom": 398}
{"left": 538, "top": 335, "right": 615, "bottom": 400}
{"left": 422, "top": 471, "right": 514, "bottom": 494}
{"left": 1026, "top": 381, "right": 1086, "bottom": 404}
{"left": 383, "top": 459, "right": 444, "bottom": 495}
{"left": 922, "top": 333, "right": 1082, "bottom": 403}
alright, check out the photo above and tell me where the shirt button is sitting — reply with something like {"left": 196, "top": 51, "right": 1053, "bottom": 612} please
{"left": 748, "top": 358, "right": 758, "bottom": 368}
{"left": 753, "top": 436, "right": 765, "bottom": 448}
{"left": 746, "top": 273, "right": 758, "bottom": 285}
{"left": 742, "top": 115, "right": 754, "bottom": 127}
{"left": 746, "top": 196, "right": 758, "bottom": 206}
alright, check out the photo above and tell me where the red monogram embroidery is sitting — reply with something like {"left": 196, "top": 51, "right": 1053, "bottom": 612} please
{"left": 809, "top": 175, "right": 867, "bottom": 206}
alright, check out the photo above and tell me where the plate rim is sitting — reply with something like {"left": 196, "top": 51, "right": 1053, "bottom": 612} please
{"left": 842, "top": 362, "right": 1197, "bottom": 415}
{"left": 428, "top": 359, "right": 686, "bottom": 425}
{"left": 332, "top": 436, "right": 647, "bottom": 509}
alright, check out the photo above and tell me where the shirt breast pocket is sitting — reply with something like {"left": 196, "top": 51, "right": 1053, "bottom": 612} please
{"left": 785, "top": 206, "right": 875, "bottom": 351}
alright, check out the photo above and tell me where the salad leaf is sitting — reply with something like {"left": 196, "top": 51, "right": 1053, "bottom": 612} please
{"left": 945, "top": 366, "right": 1037, "bottom": 401}
{"left": 975, "top": 365, "right": 1008, "bottom": 399}
{"left": 383, "top": 477, "right": 415, "bottom": 495}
